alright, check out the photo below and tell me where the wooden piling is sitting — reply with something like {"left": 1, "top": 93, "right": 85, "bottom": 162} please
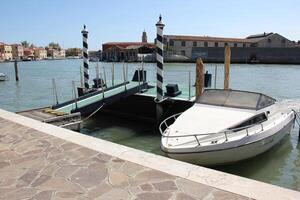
{"left": 14, "top": 60, "right": 19, "bottom": 81}
{"left": 224, "top": 45, "right": 231, "bottom": 89}
{"left": 196, "top": 58, "right": 204, "bottom": 98}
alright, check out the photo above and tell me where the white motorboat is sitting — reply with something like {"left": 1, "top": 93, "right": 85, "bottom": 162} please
{"left": 0, "top": 73, "right": 7, "bottom": 81}
{"left": 160, "top": 89, "right": 295, "bottom": 166}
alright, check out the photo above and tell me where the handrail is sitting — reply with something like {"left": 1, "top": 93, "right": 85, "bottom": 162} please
{"left": 159, "top": 112, "right": 265, "bottom": 144}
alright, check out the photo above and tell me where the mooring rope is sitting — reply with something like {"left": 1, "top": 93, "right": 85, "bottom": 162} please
{"left": 81, "top": 103, "right": 105, "bottom": 122}
{"left": 292, "top": 109, "right": 300, "bottom": 126}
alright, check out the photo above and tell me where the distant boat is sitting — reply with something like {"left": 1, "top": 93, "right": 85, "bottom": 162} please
{"left": 22, "top": 58, "right": 32, "bottom": 61}
{"left": 0, "top": 73, "right": 7, "bottom": 81}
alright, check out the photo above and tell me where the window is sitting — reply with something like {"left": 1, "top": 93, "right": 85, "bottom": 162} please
{"left": 181, "top": 50, "right": 185, "bottom": 56}
{"left": 181, "top": 41, "right": 185, "bottom": 46}
{"left": 243, "top": 43, "right": 246, "bottom": 47}
{"left": 214, "top": 42, "right": 218, "bottom": 47}
{"left": 268, "top": 39, "right": 272, "bottom": 43}
{"left": 229, "top": 113, "right": 267, "bottom": 131}
{"left": 193, "top": 41, "right": 197, "bottom": 47}
{"left": 250, "top": 43, "right": 258, "bottom": 47}
{"left": 169, "top": 40, "right": 174, "bottom": 46}
{"left": 234, "top": 43, "right": 238, "bottom": 47}
{"left": 204, "top": 42, "right": 208, "bottom": 47}
{"left": 281, "top": 39, "right": 286, "bottom": 43}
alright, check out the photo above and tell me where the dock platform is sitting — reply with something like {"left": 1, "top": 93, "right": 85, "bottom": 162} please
{"left": 17, "top": 107, "right": 81, "bottom": 131}
{"left": 53, "top": 81, "right": 148, "bottom": 115}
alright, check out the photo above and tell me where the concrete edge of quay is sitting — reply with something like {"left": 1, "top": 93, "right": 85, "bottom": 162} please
{"left": 0, "top": 108, "right": 299, "bottom": 200}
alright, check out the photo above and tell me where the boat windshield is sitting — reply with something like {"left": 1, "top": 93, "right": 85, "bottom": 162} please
{"left": 196, "top": 89, "right": 275, "bottom": 110}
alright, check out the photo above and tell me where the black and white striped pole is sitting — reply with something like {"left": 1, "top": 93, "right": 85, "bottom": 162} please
{"left": 155, "top": 15, "right": 165, "bottom": 124}
{"left": 155, "top": 15, "right": 165, "bottom": 102}
{"left": 81, "top": 25, "right": 89, "bottom": 90}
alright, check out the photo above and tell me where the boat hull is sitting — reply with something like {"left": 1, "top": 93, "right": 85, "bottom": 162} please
{"left": 162, "top": 118, "right": 294, "bottom": 166}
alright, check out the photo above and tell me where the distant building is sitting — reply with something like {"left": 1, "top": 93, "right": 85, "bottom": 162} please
{"left": 89, "top": 50, "right": 101, "bottom": 61}
{"left": 66, "top": 48, "right": 82, "bottom": 57}
{"left": 34, "top": 48, "right": 47, "bottom": 60}
{"left": 102, "top": 42, "right": 155, "bottom": 62}
{"left": 47, "top": 48, "right": 59, "bottom": 58}
{"left": 164, "top": 33, "right": 299, "bottom": 63}
{"left": 23, "top": 48, "right": 35, "bottom": 60}
{"left": 11, "top": 44, "right": 24, "bottom": 60}
{"left": 246, "top": 33, "right": 294, "bottom": 48}
{"left": 58, "top": 49, "right": 65, "bottom": 58}
{"left": 142, "top": 30, "right": 147, "bottom": 43}
{"left": 102, "top": 31, "right": 155, "bottom": 62}
{"left": 47, "top": 49, "right": 65, "bottom": 59}
{"left": 0, "top": 43, "right": 13, "bottom": 61}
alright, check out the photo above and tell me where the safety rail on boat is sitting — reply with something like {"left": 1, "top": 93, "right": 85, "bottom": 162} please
{"left": 159, "top": 112, "right": 265, "bottom": 146}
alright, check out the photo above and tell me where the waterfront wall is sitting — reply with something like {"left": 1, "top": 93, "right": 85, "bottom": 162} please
{"left": 1, "top": 108, "right": 300, "bottom": 199}
{"left": 192, "top": 47, "right": 300, "bottom": 64}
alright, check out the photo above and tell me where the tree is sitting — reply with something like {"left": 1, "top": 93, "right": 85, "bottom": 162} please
{"left": 21, "top": 41, "right": 29, "bottom": 48}
{"left": 48, "top": 42, "right": 61, "bottom": 50}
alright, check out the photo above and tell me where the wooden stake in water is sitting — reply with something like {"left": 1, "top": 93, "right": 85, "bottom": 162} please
{"left": 196, "top": 58, "right": 204, "bottom": 98}
{"left": 224, "top": 45, "right": 231, "bottom": 89}
{"left": 14, "top": 60, "right": 19, "bottom": 81}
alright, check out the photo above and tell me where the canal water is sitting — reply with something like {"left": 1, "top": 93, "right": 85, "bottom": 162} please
{"left": 1, "top": 59, "right": 300, "bottom": 191}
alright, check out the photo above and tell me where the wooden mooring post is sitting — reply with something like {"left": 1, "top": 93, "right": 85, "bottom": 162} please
{"left": 195, "top": 58, "right": 204, "bottom": 98}
{"left": 14, "top": 60, "right": 19, "bottom": 81}
{"left": 224, "top": 45, "right": 231, "bottom": 89}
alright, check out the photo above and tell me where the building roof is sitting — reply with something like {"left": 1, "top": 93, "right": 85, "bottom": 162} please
{"left": 102, "top": 42, "right": 155, "bottom": 51}
{"left": 246, "top": 32, "right": 273, "bottom": 39}
{"left": 165, "top": 35, "right": 253, "bottom": 43}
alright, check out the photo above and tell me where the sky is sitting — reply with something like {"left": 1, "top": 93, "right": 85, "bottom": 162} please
{"left": 1, "top": 0, "right": 299, "bottom": 50}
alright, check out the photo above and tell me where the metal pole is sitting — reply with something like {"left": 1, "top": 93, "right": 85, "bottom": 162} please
{"left": 138, "top": 68, "right": 141, "bottom": 93}
{"left": 103, "top": 66, "right": 107, "bottom": 86}
{"left": 96, "top": 62, "right": 100, "bottom": 79}
{"left": 126, "top": 62, "right": 128, "bottom": 82}
{"left": 81, "top": 24, "right": 89, "bottom": 90}
{"left": 112, "top": 63, "right": 115, "bottom": 86}
{"left": 100, "top": 73, "right": 105, "bottom": 99}
{"left": 214, "top": 65, "right": 217, "bottom": 89}
{"left": 188, "top": 71, "right": 191, "bottom": 100}
{"left": 155, "top": 15, "right": 165, "bottom": 102}
{"left": 123, "top": 64, "right": 127, "bottom": 91}
{"left": 72, "top": 81, "right": 78, "bottom": 109}
{"left": 52, "top": 78, "right": 59, "bottom": 105}
{"left": 142, "top": 56, "right": 145, "bottom": 83}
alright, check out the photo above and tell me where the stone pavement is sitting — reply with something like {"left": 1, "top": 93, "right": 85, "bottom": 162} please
{"left": 0, "top": 117, "right": 250, "bottom": 200}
